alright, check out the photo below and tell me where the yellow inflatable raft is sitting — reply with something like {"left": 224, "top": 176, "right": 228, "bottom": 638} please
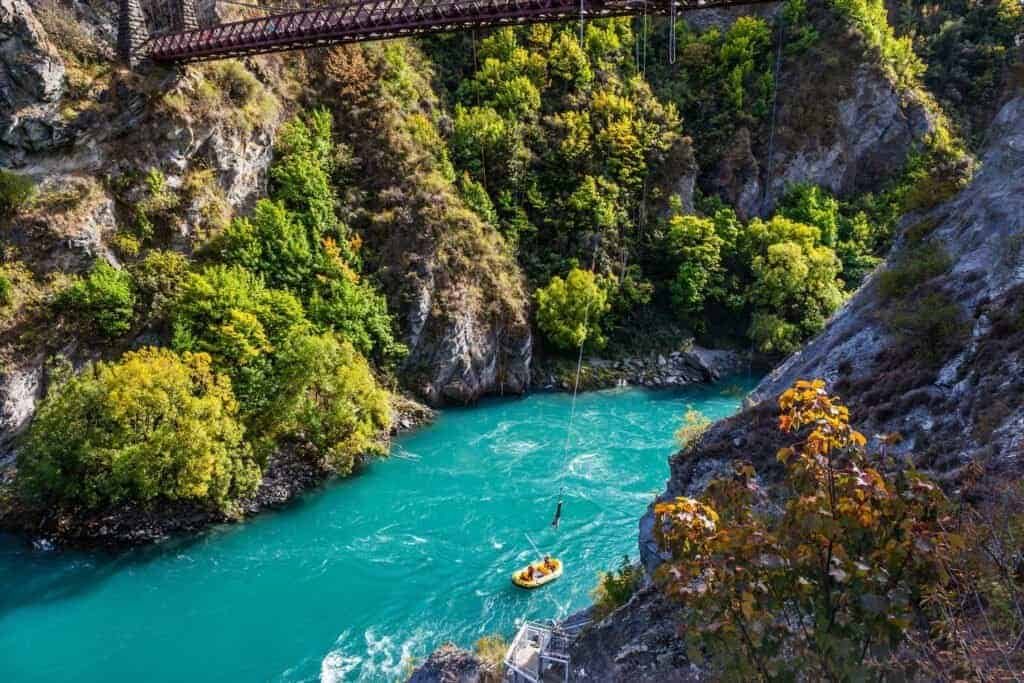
{"left": 512, "top": 558, "right": 563, "bottom": 588}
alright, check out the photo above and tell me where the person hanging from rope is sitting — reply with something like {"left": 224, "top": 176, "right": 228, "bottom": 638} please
{"left": 551, "top": 495, "right": 563, "bottom": 528}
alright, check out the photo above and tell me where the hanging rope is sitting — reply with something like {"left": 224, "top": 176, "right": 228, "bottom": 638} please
{"left": 761, "top": 10, "right": 786, "bottom": 214}
{"left": 560, "top": 232, "right": 603, "bottom": 464}
{"left": 579, "top": 0, "right": 585, "bottom": 46}
{"left": 469, "top": 29, "right": 490, "bottom": 195}
{"left": 642, "top": 5, "right": 648, "bottom": 76}
{"left": 634, "top": 14, "right": 640, "bottom": 72}
{"left": 668, "top": 0, "right": 677, "bottom": 65}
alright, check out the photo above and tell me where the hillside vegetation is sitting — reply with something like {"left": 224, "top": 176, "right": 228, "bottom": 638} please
{"left": 1, "top": 0, "right": 1017, "bottom": 531}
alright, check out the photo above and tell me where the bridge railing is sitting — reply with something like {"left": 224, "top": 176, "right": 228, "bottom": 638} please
{"left": 141, "top": 0, "right": 777, "bottom": 63}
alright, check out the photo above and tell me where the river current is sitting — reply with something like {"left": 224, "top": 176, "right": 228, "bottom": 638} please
{"left": 0, "top": 379, "right": 758, "bottom": 682}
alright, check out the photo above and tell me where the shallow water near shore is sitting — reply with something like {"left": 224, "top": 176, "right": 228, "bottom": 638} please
{"left": 0, "top": 378, "right": 758, "bottom": 682}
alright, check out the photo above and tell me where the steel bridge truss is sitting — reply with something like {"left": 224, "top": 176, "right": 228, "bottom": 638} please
{"left": 147, "top": 0, "right": 774, "bottom": 63}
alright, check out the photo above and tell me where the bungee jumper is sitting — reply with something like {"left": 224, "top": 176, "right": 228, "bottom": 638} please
{"left": 551, "top": 492, "right": 563, "bottom": 529}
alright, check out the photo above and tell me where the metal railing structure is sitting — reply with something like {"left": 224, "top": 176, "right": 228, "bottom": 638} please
{"left": 503, "top": 619, "right": 590, "bottom": 683}
{"left": 146, "top": 0, "right": 777, "bottom": 63}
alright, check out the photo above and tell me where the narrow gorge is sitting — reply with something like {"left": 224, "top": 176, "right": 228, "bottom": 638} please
{"left": 1, "top": 0, "right": 1022, "bottom": 680}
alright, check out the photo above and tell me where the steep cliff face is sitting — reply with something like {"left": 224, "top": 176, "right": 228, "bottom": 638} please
{"left": 0, "top": 0, "right": 67, "bottom": 165}
{"left": 319, "top": 45, "right": 531, "bottom": 405}
{"left": 0, "top": 9, "right": 532, "bottom": 469}
{"left": 755, "top": 88, "right": 1024, "bottom": 471}
{"left": 569, "top": 87, "right": 1024, "bottom": 682}
{"left": 707, "top": 1, "right": 935, "bottom": 217}
{"left": 0, "top": 5, "right": 284, "bottom": 459}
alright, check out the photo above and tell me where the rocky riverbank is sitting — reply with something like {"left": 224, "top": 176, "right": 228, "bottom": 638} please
{"left": 531, "top": 344, "right": 751, "bottom": 393}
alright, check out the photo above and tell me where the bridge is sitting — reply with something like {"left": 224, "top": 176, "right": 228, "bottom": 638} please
{"left": 119, "top": 0, "right": 775, "bottom": 66}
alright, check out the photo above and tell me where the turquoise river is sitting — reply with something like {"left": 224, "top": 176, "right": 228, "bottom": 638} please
{"left": 0, "top": 379, "right": 758, "bottom": 682}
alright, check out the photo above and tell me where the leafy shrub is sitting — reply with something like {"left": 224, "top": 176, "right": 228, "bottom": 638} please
{"left": 0, "top": 274, "right": 11, "bottom": 307}
{"left": 592, "top": 555, "right": 644, "bottom": 619}
{"left": 221, "top": 199, "right": 314, "bottom": 294}
{"left": 18, "top": 348, "right": 259, "bottom": 510}
{"left": 307, "top": 268, "right": 406, "bottom": 362}
{"left": 60, "top": 260, "right": 136, "bottom": 338}
{"left": 129, "top": 249, "right": 190, "bottom": 322}
{"left": 783, "top": 0, "right": 820, "bottom": 53}
{"left": 883, "top": 292, "right": 968, "bottom": 367}
{"left": 269, "top": 109, "right": 338, "bottom": 239}
{"left": 654, "top": 380, "right": 950, "bottom": 680}
{"left": 876, "top": 241, "right": 951, "bottom": 301}
{"left": 473, "top": 635, "right": 508, "bottom": 683}
{"left": 459, "top": 172, "right": 498, "bottom": 226}
{"left": 219, "top": 110, "right": 403, "bottom": 362}
{"left": 830, "top": 0, "right": 925, "bottom": 88}
{"left": 111, "top": 233, "right": 141, "bottom": 258}
{"left": 0, "top": 169, "right": 35, "bottom": 217}
{"left": 918, "top": 476, "right": 1024, "bottom": 678}
{"left": 170, "top": 265, "right": 308, "bottom": 412}
{"left": 134, "top": 168, "right": 181, "bottom": 239}
{"left": 535, "top": 267, "right": 610, "bottom": 351}
{"left": 674, "top": 407, "right": 711, "bottom": 450}
{"left": 259, "top": 333, "right": 391, "bottom": 474}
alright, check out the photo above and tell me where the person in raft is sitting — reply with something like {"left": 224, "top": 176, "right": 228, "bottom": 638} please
{"left": 543, "top": 556, "right": 557, "bottom": 572}
{"left": 521, "top": 565, "right": 536, "bottom": 582}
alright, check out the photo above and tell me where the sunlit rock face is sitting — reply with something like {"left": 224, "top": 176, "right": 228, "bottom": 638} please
{"left": 707, "top": 3, "right": 935, "bottom": 219}
{"left": 0, "top": 0, "right": 67, "bottom": 164}
{"left": 756, "top": 90, "right": 1024, "bottom": 468}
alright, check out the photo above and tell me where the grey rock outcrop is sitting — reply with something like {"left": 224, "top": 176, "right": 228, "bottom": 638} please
{"left": 532, "top": 345, "right": 747, "bottom": 392}
{"left": 755, "top": 89, "right": 1024, "bottom": 464}
{"left": 568, "top": 586, "right": 701, "bottom": 682}
{"left": 707, "top": 2, "right": 935, "bottom": 218}
{"left": 762, "top": 62, "right": 933, "bottom": 211}
{"left": 0, "top": 0, "right": 67, "bottom": 162}
{"left": 0, "top": 359, "right": 44, "bottom": 465}
{"left": 407, "top": 644, "right": 485, "bottom": 683}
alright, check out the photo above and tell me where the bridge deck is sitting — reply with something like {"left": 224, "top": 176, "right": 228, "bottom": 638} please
{"left": 147, "top": 0, "right": 775, "bottom": 63}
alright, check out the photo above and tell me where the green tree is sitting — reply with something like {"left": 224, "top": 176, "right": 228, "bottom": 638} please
{"left": 778, "top": 183, "right": 883, "bottom": 286}
{"left": 129, "top": 249, "right": 189, "bottom": 323}
{"left": 262, "top": 333, "right": 391, "bottom": 474}
{"left": 667, "top": 214, "right": 725, "bottom": 324}
{"left": 170, "top": 265, "right": 309, "bottom": 412}
{"left": 218, "top": 111, "right": 403, "bottom": 363}
{"left": 221, "top": 199, "right": 313, "bottom": 295}
{"left": 777, "top": 183, "right": 840, "bottom": 246}
{"left": 61, "top": 260, "right": 136, "bottom": 339}
{"left": 450, "top": 104, "right": 516, "bottom": 186}
{"left": 269, "top": 108, "right": 339, "bottom": 240}
{"left": 745, "top": 218, "right": 845, "bottom": 353}
{"left": 535, "top": 267, "right": 610, "bottom": 351}
{"left": 0, "top": 169, "right": 35, "bottom": 217}
{"left": 307, "top": 250, "right": 406, "bottom": 362}
{"left": 18, "top": 347, "right": 259, "bottom": 510}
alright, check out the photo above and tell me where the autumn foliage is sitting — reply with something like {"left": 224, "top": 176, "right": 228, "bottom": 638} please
{"left": 654, "top": 379, "right": 950, "bottom": 680}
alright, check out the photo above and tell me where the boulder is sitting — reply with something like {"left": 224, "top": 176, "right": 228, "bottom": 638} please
{"left": 408, "top": 644, "right": 484, "bottom": 683}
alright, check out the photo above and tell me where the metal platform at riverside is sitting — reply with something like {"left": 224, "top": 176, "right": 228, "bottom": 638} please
{"left": 503, "top": 617, "right": 590, "bottom": 683}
